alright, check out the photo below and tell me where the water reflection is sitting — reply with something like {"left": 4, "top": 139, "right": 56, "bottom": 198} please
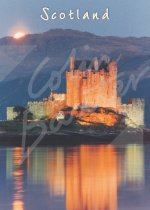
{"left": 66, "top": 145, "right": 118, "bottom": 210}
{"left": 4, "top": 143, "right": 145, "bottom": 210}
{"left": 27, "top": 148, "right": 65, "bottom": 196}
{"left": 124, "top": 144, "right": 144, "bottom": 187}
{"left": 12, "top": 148, "right": 24, "bottom": 210}
{"left": 48, "top": 148, "right": 65, "bottom": 196}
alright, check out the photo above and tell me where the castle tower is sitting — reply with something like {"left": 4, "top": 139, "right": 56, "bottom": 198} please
{"left": 66, "top": 57, "right": 118, "bottom": 110}
{"left": 66, "top": 57, "right": 82, "bottom": 108}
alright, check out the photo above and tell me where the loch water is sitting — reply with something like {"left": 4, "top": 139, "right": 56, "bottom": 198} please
{"left": 0, "top": 143, "right": 149, "bottom": 210}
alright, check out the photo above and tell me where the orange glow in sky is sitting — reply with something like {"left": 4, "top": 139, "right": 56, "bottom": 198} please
{"left": 13, "top": 32, "right": 25, "bottom": 39}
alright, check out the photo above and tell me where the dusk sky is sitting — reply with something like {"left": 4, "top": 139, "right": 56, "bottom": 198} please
{"left": 0, "top": 0, "right": 150, "bottom": 38}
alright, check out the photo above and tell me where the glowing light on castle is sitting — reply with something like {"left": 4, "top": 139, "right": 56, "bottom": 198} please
{"left": 66, "top": 57, "right": 118, "bottom": 109}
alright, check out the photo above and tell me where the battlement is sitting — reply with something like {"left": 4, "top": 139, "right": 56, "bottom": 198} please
{"left": 128, "top": 98, "right": 145, "bottom": 106}
{"left": 69, "top": 56, "right": 117, "bottom": 72}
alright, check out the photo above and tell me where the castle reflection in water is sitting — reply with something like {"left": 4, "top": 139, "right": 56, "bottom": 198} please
{"left": 5, "top": 144, "right": 144, "bottom": 210}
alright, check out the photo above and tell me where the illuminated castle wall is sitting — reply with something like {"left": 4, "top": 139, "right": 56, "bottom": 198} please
{"left": 66, "top": 57, "right": 145, "bottom": 127}
{"left": 7, "top": 107, "right": 18, "bottom": 121}
{"left": 118, "top": 98, "right": 145, "bottom": 127}
{"left": 27, "top": 93, "right": 66, "bottom": 120}
{"left": 66, "top": 57, "right": 118, "bottom": 109}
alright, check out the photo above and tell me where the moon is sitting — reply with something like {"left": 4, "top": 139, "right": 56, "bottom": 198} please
{"left": 13, "top": 32, "right": 25, "bottom": 39}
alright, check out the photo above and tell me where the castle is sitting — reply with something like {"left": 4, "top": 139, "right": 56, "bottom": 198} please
{"left": 7, "top": 56, "right": 145, "bottom": 128}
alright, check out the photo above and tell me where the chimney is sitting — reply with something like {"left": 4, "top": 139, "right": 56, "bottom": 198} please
{"left": 70, "top": 56, "right": 75, "bottom": 70}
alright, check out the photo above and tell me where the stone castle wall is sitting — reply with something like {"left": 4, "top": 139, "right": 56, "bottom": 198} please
{"left": 51, "top": 93, "right": 66, "bottom": 101}
{"left": 28, "top": 97, "right": 66, "bottom": 120}
{"left": 43, "top": 100, "right": 66, "bottom": 119}
{"left": 118, "top": 99, "right": 145, "bottom": 127}
{"left": 44, "top": 93, "right": 66, "bottom": 101}
{"left": 27, "top": 102, "right": 46, "bottom": 120}
{"left": 66, "top": 60, "right": 117, "bottom": 109}
{"left": 7, "top": 107, "right": 18, "bottom": 121}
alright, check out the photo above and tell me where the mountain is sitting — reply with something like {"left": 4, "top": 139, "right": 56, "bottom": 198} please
{"left": 0, "top": 29, "right": 150, "bottom": 126}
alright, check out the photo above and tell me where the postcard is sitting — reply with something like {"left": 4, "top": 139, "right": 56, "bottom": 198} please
{"left": 0, "top": 0, "right": 149, "bottom": 210}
